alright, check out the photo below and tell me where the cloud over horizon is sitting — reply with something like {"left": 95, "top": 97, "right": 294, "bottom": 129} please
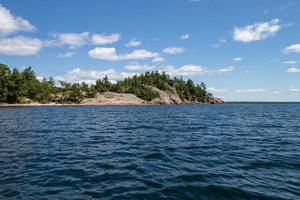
{"left": 0, "top": 36, "right": 42, "bottom": 56}
{"left": 88, "top": 47, "right": 159, "bottom": 61}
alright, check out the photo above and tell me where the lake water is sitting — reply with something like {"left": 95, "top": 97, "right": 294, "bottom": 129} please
{"left": 0, "top": 104, "right": 299, "bottom": 200}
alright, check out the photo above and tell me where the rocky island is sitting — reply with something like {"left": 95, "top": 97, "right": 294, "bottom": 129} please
{"left": 0, "top": 63, "right": 224, "bottom": 106}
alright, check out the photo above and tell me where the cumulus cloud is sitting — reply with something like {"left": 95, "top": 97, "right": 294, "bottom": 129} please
{"left": 88, "top": 47, "right": 159, "bottom": 61}
{"left": 180, "top": 34, "right": 190, "bottom": 40}
{"left": 0, "top": 36, "right": 42, "bottom": 56}
{"left": 45, "top": 32, "right": 122, "bottom": 48}
{"left": 283, "top": 43, "right": 300, "bottom": 53}
{"left": 0, "top": 4, "right": 36, "bottom": 36}
{"left": 58, "top": 51, "right": 76, "bottom": 58}
{"left": 287, "top": 67, "right": 300, "bottom": 73}
{"left": 233, "top": 57, "right": 242, "bottom": 61}
{"left": 125, "top": 39, "right": 141, "bottom": 47}
{"left": 125, "top": 63, "right": 155, "bottom": 71}
{"left": 163, "top": 64, "right": 203, "bottom": 76}
{"left": 163, "top": 47, "right": 186, "bottom": 54}
{"left": 55, "top": 68, "right": 138, "bottom": 84}
{"left": 45, "top": 32, "right": 90, "bottom": 49}
{"left": 91, "top": 33, "right": 120, "bottom": 45}
{"left": 233, "top": 19, "right": 282, "bottom": 43}
{"left": 162, "top": 65, "right": 234, "bottom": 76}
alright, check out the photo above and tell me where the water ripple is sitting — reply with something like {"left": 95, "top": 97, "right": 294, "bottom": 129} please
{"left": 0, "top": 104, "right": 300, "bottom": 199}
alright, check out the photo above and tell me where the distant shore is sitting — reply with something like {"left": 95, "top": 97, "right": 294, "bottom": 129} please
{"left": 0, "top": 102, "right": 219, "bottom": 107}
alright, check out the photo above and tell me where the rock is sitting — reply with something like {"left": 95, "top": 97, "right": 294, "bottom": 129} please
{"left": 148, "top": 86, "right": 183, "bottom": 105}
{"left": 209, "top": 98, "right": 224, "bottom": 104}
{"left": 81, "top": 92, "right": 146, "bottom": 105}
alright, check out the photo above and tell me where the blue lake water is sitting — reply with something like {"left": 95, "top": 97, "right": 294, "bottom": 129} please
{"left": 0, "top": 104, "right": 300, "bottom": 200}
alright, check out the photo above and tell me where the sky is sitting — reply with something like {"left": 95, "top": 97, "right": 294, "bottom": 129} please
{"left": 0, "top": 0, "right": 300, "bottom": 101}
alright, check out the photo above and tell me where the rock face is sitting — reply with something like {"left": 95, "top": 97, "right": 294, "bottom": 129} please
{"left": 209, "top": 98, "right": 224, "bottom": 104}
{"left": 148, "top": 86, "right": 183, "bottom": 105}
{"left": 81, "top": 92, "right": 146, "bottom": 105}
{"left": 79, "top": 87, "right": 224, "bottom": 105}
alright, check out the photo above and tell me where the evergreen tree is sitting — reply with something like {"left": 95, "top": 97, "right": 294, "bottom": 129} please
{"left": 0, "top": 64, "right": 10, "bottom": 102}
{"left": 0, "top": 63, "right": 213, "bottom": 104}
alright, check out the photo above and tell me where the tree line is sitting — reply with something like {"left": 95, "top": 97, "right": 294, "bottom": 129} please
{"left": 0, "top": 63, "right": 212, "bottom": 104}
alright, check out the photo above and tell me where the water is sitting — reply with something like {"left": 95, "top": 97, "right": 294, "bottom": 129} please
{"left": 0, "top": 104, "right": 299, "bottom": 200}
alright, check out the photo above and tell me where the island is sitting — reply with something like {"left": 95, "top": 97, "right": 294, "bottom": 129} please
{"left": 0, "top": 63, "right": 224, "bottom": 106}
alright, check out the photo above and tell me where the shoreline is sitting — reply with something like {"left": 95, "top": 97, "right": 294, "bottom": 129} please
{"left": 0, "top": 102, "right": 218, "bottom": 107}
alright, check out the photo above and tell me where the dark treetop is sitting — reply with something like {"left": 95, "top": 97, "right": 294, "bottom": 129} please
{"left": 0, "top": 63, "right": 212, "bottom": 104}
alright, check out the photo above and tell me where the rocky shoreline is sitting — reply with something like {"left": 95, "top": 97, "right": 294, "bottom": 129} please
{"left": 0, "top": 91, "right": 224, "bottom": 107}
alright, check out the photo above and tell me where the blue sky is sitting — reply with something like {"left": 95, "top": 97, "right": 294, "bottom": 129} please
{"left": 0, "top": 0, "right": 300, "bottom": 101}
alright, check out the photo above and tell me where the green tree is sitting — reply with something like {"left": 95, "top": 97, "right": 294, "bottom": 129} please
{"left": 0, "top": 64, "right": 11, "bottom": 102}
{"left": 69, "top": 83, "right": 83, "bottom": 103}
{"left": 7, "top": 69, "right": 24, "bottom": 103}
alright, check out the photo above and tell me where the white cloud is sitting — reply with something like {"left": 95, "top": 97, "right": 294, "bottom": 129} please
{"left": 91, "top": 33, "right": 120, "bottom": 45}
{"left": 162, "top": 64, "right": 234, "bottom": 76}
{"left": 217, "top": 66, "right": 235, "bottom": 73}
{"left": 46, "top": 32, "right": 90, "bottom": 49}
{"left": 125, "top": 39, "right": 141, "bottom": 47}
{"left": 233, "top": 57, "right": 242, "bottom": 61}
{"left": 55, "top": 68, "right": 138, "bottom": 83}
{"left": 152, "top": 56, "right": 164, "bottom": 63}
{"left": 207, "top": 87, "right": 229, "bottom": 93}
{"left": 235, "top": 88, "right": 265, "bottom": 93}
{"left": 233, "top": 19, "right": 281, "bottom": 43}
{"left": 283, "top": 43, "right": 300, "bottom": 53}
{"left": 88, "top": 47, "right": 159, "bottom": 61}
{"left": 58, "top": 51, "right": 76, "bottom": 58}
{"left": 0, "top": 36, "right": 42, "bottom": 56}
{"left": 163, "top": 64, "right": 204, "bottom": 76}
{"left": 125, "top": 63, "right": 155, "bottom": 71}
{"left": 36, "top": 76, "right": 44, "bottom": 82}
{"left": 180, "top": 34, "right": 190, "bottom": 40}
{"left": 284, "top": 60, "right": 298, "bottom": 65}
{"left": 163, "top": 47, "right": 186, "bottom": 54}
{"left": 287, "top": 67, "right": 300, "bottom": 73}
{"left": 0, "top": 4, "right": 36, "bottom": 36}
{"left": 88, "top": 47, "right": 119, "bottom": 60}
{"left": 45, "top": 32, "right": 121, "bottom": 48}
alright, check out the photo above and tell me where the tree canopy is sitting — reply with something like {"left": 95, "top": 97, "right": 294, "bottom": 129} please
{"left": 0, "top": 63, "right": 212, "bottom": 104}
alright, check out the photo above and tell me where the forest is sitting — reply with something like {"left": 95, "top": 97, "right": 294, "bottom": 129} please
{"left": 0, "top": 63, "right": 212, "bottom": 104}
